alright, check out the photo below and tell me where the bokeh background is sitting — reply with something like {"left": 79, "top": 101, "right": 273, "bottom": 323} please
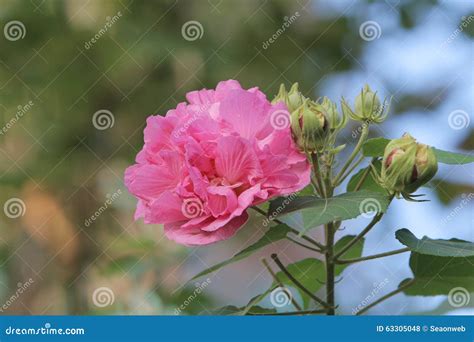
{"left": 0, "top": 0, "right": 473, "bottom": 315}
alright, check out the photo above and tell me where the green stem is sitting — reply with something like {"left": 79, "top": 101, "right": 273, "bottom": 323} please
{"left": 261, "top": 258, "right": 302, "bottom": 311}
{"left": 334, "top": 154, "right": 365, "bottom": 187}
{"left": 353, "top": 158, "right": 377, "bottom": 191}
{"left": 250, "top": 206, "right": 325, "bottom": 250}
{"left": 286, "top": 235, "right": 324, "bottom": 254}
{"left": 271, "top": 254, "right": 331, "bottom": 309}
{"left": 324, "top": 222, "right": 336, "bottom": 315}
{"left": 311, "top": 152, "right": 326, "bottom": 197}
{"left": 356, "top": 279, "right": 415, "bottom": 315}
{"left": 335, "top": 247, "right": 410, "bottom": 265}
{"left": 333, "top": 124, "right": 369, "bottom": 186}
{"left": 332, "top": 213, "right": 383, "bottom": 260}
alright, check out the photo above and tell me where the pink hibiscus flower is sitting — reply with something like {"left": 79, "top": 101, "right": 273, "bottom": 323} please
{"left": 125, "top": 80, "right": 310, "bottom": 246}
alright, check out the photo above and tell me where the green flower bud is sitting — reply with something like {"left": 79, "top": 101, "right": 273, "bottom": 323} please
{"left": 380, "top": 133, "right": 438, "bottom": 195}
{"left": 291, "top": 99, "right": 329, "bottom": 152}
{"left": 272, "top": 83, "right": 306, "bottom": 113}
{"left": 318, "top": 96, "right": 347, "bottom": 132}
{"left": 341, "top": 84, "right": 390, "bottom": 124}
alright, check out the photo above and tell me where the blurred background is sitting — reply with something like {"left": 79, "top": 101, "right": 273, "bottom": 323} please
{"left": 0, "top": 0, "right": 472, "bottom": 315}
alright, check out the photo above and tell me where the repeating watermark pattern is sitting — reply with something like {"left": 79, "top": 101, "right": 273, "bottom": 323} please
{"left": 270, "top": 286, "right": 292, "bottom": 308}
{"left": 173, "top": 107, "right": 207, "bottom": 138}
{"left": 443, "top": 15, "right": 474, "bottom": 45}
{"left": 3, "top": 20, "right": 26, "bottom": 41}
{"left": 262, "top": 192, "right": 299, "bottom": 227}
{"left": 0, "top": 278, "right": 35, "bottom": 313}
{"left": 92, "top": 287, "right": 115, "bottom": 307}
{"left": 447, "top": 287, "right": 470, "bottom": 308}
{"left": 359, "top": 21, "right": 382, "bottom": 41}
{"left": 359, "top": 198, "right": 381, "bottom": 218}
{"left": 84, "top": 189, "right": 122, "bottom": 227}
{"left": 351, "top": 120, "right": 370, "bottom": 139}
{"left": 174, "top": 278, "right": 212, "bottom": 314}
{"left": 181, "top": 20, "right": 204, "bottom": 41}
{"left": 262, "top": 12, "right": 300, "bottom": 50}
{"left": 448, "top": 110, "right": 470, "bottom": 130}
{"left": 270, "top": 109, "right": 291, "bottom": 130}
{"left": 84, "top": 11, "right": 123, "bottom": 50}
{"left": 352, "top": 278, "right": 389, "bottom": 314}
{"left": 441, "top": 193, "right": 473, "bottom": 225}
{"left": 3, "top": 198, "right": 26, "bottom": 219}
{"left": 0, "top": 101, "right": 34, "bottom": 136}
{"left": 92, "top": 109, "right": 115, "bottom": 130}
{"left": 181, "top": 197, "right": 204, "bottom": 218}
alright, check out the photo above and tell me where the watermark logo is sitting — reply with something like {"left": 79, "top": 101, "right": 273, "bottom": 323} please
{"left": 448, "top": 287, "right": 470, "bottom": 308}
{"left": 84, "top": 11, "right": 123, "bottom": 50}
{"left": 174, "top": 278, "right": 212, "bottom": 314}
{"left": 359, "top": 21, "right": 382, "bottom": 41}
{"left": 4, "top": 21, "right": 26, "bottom": 41}
{"left": 270, "top": 286, "right": 292, "bottom": 308}
{"left": 84, "top": 189, "right": 122, "bottom": 227}
{"left": 92, "top": 109, "right": 115, "bottom": 130}
{"left": 262, "top": 12, "right": 300, "bottom": 49}
{"left": 181, "top": 197, "right": 203, "bottom": 219}
{"left": 181, "top": 21, "right": 204, "bottom": 41}
{"left": 448, "top": 110, "right": 470, "bottom": 130}
{"left": 0, "top": 278, "right": 34, "bottom": 313}
{"left": 352, "top": 278, "right": 389, "bottom": 314}
{"left": 0, "top": 101, "right": 34, "bottom": 136}
{"left": 270, "top": 109, "right": 291, "bottom": 130}
{"left": 92, "top": 287, "right": 115, "bottom": 307}
{"left": 359, "top": 198, "right": 381, "bottom": 218}
{"left": 3, "top": 198, "right": 26, "bottom": 219}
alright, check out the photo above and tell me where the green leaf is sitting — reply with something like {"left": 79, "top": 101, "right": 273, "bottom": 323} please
{"left": 432, "top": 148, "right": 474, "bottom": 165}
{"left": 190, "top": 224, "right": 292, "bottom": 280}
{"left": 395, "top": 229, "right": 474, "bottom": 295}
{"left": 362, "top": 137, "right": 390, "bottom": 157}
{"left": 270, "top": 235, "right": 365, "bottom": 309}
{"left": 395, "top": 229, "right": 474, "bottom": 257}
{"left": 269, "top": 190, "right": 390, "bottom": 234}
{"left": 347, "top": 160, "right": 385, "bottom": 193}
{"left": 362, "top": 138, "right": 474, "bottom": 164}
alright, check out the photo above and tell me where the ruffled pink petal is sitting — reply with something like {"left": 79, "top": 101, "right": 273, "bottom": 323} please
{"left": 164, "top": 212, "right": 249, "bottom": 246}
{"left": 215, "top": 136, "right": 262, "bottom": 184}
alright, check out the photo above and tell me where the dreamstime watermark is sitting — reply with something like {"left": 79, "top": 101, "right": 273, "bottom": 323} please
{"left": 441, "top": 193, "right": 473, "bottom": 225}
{"left": 0, "top": 101, "right": 34, "bottom": 136}
{"left": 3, "top": 197, "right": 26, "bottom": 219}
{"left": 359, "top": 198, "right": 382, "bottom": 218}
{"left": 181, "top": 20, "right": 204, "bottom": 41}
{"left": 0, "top": 278, "right": 34, "bottom": 313}
{"left": 92, "top": 287, "right": 115, "bottom": 307}
{"left": 262, "top": 192, "right": 299, "bottom": 227}
{"left": 270, "top": 286, "right": 292, "bottom": 308}
{"left": 84, "top": 11, "right": 123, "bottom": 50}
{"left": 442, "top": 15, "right": 474, "bottom": 46}
{"left": 448, "top": 287, "right": 470, "bottom": 308}
{"left": 270, "top": 109, "right": 291, "bottom": 130}
{"left": 92, "top": 109, "right": 115, "bottom": 130}
{"left": 84, "top": 189, "right": 122, "bottom": 227}
{"left": 5, "top": 323, "right": 85, "bottom": 336}
{"left": 174, "top": 278, "right": 212, "bottom": 314}
{"left": 352, "top": 278, "right": 389, "bottom": 314}
{"left": 3, "top": 20, "right": 26, "bottom": 41}
{"left": 448, "top": 110, "right": 470, "bottom": 130}
{"left": 181, "top": 197, "right": 204, "bottom": 219}
{"left": 359, "top": 21, "right": 382, "bottom": 41}
{"left": 262, "top": 12, "right": 300, "bottom": 49}
{"left": 173, "top": 107, "right": 207, "bottom": 138}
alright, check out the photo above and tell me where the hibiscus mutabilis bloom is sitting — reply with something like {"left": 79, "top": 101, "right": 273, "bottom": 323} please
{"left": 125, "top": 80, "right": 310, "bottom": 246}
